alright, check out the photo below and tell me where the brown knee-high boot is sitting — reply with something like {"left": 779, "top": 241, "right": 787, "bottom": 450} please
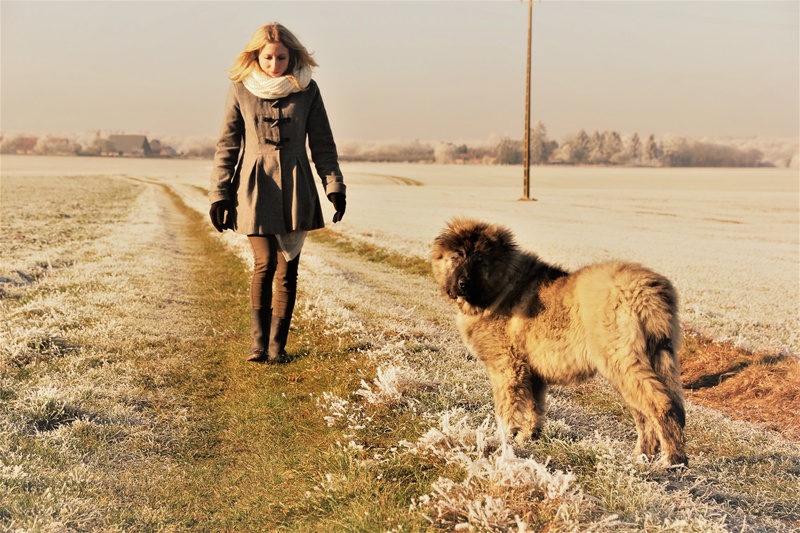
{"left": 268, "top": 316, "right": 292, "bottom": 363}
{"left": 268, "top": 252, "right": 298, "bottom": 364}
{"left": 247, "top": 307, "right": 271, "bottom": 362}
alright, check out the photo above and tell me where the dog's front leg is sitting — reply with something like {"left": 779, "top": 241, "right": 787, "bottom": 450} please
{"left": 483, "top": 354, "right": 538, "bottom": 445}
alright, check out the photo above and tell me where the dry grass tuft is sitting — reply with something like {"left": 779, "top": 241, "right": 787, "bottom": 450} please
{"left": 681, "top": 330, "right": 800, "bottom": 440}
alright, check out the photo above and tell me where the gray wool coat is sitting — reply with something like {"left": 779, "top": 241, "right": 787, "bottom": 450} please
{"left": 208, "top": 79, "right": 346, "bottom": 235}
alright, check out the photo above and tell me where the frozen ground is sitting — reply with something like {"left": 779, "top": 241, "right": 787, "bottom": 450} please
{"left": 2, "top": 155, "right": 798, "bottom": 354}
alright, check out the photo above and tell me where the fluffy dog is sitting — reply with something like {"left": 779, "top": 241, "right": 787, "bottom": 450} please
{"left": 431, "top": 218, "right": 687, "bottom": 466}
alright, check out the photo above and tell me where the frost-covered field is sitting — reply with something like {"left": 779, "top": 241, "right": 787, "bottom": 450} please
{"left": 2, "top": 155, "right": 799, "bottom": 531}
{"left": 3, "top": 155, "right": 797, "bottom": 354}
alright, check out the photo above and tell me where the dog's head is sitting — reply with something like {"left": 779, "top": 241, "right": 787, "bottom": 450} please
{"left": 431, "top": 218, "right": 518, "bottom": 311}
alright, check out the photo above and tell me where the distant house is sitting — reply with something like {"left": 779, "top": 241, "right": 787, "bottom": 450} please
{"left": 159, "top": 146, "right": 178, "bottom": 157}
{"left": 108, "top": 134, "right": 151, "bottom": 157}
{"left": 17, "top": 137, "right": 39, "bottom": 154}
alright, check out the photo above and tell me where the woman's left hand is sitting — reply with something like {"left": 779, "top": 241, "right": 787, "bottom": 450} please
{"left": 328, "top": 193, "right": 346, "bottom": 223}
{"left": 210, "top": 200, "right": 236, "bottom": 232}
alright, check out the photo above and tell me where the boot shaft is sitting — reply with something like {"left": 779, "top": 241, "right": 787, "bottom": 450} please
{"left": 268, "top": 316, "right": 292, "bottom": 359}
{"left": 249, "top": 307, "right": 271, "bottom": 355}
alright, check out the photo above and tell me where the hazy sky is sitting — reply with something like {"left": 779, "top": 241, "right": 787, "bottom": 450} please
{"left": 1, "top": 1, "right": 798, "bottom": 143}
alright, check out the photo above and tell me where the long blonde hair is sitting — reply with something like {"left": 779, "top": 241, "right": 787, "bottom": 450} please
{"left": 229, "top": 23, "right": 318, "bottom": 83}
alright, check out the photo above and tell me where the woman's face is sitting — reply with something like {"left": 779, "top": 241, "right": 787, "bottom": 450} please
{"left": 258, "top": 41, "right": 290, "bottom": 78}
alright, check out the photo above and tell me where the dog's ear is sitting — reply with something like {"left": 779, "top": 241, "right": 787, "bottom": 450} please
{"left": 432, "top": 231, "right": 454, "bottom": 255}
{"left": 494, "top": 225, "right": 517, "bottom": 250}
{"left": 479, "top": 223, "right": 516, "bottom": 255}
{"left": 435, "top": 218, "right": 473, "bottom": 253}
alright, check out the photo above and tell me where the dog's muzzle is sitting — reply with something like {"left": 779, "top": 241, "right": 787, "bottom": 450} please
{"left": 447, "top": 275, "right": 472, "bottom": 301}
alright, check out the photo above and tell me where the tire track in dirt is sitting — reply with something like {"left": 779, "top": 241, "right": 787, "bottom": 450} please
{"left": 347, "top": 171, "right": 424, "bottom": 186}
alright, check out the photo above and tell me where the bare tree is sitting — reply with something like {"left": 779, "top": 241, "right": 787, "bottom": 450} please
{"left": 529, "top": 121, "right": 556, "bottom": 165}
{"left": 495, "top": 137, "right": 523, "bottom": 165}
{"left": 627, "top": 133, "right": 642, "bottom": 165}
{"left": 33, "top": 137, "right": 77, "bottom": 155}
{"left": 645, "top": 134, "right": 661, "bottom": 164}
{"left": 85, "top": 134, "right": 115, "bottom": 156}
{"left": 587, "top": 131, "right": 606, "bottom": 164}
{"left": 557, "top": 129, "right": 589, "bottom": 164}
{"left": 660, "top": 136, "right": 765, "bottom": 167}
{"left": 660, "top": 136, "right": 688, "bottom": 166}
{"left": 0, "top": 135, "right": 20, "bottom": 154}
{"left": 604, "top": 130, "right": 625, "bottom": 165}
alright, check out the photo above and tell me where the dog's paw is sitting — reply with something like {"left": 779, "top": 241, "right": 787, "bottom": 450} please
{"left": 510, "top": 427, "right": 535, "bottom": 445}
{"left": 654, "top": 452, "right": 689, "bottom": 470}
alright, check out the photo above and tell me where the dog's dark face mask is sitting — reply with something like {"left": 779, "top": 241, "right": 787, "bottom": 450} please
{"left": 446, "top": 251, "right": 492, "bottom": 307}
{"left": 432, "top": 219, "right": 518, "bottom": 311}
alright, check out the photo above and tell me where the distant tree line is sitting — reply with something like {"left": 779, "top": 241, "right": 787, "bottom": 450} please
{"left": 2, "top": 125, "right": 795, "bottom": 167}
{"left": 493, "top": 122, "right": 771, "bottom": 167}
{"left": 1, "top": 133, "right": 178, "bottom": 158}
{"left": 336, "top": 123, "right": 780, "bottom": 167}
{"left": 338, "top": 139, "right": 435, "bottom": 163}
{"left": 1, "top": 135, "right": 81, "bottom": 156}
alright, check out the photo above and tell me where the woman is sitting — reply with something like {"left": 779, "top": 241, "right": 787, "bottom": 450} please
{"left": 209, "top": 23, "right": 346, "bottom": 363}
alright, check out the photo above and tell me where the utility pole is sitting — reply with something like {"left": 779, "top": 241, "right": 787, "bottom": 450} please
{"left": 521, "top": 0, "right": 535, "bottom": 201}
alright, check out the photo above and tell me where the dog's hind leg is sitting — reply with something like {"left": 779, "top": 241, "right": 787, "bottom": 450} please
{"left": 597, "top": 301, "right": 686, "bottom": 467}
{"left": 605, "top": 366, "right": 687, "bottom": 467}
{"left": 631, "top": 408, "right": 660, "bottom": 459}
{"left": 651, "top": 339, "right": 687, "bottom": 466}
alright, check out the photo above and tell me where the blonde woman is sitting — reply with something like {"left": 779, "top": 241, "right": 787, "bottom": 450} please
{"left": 209, "top": 23, "right": 346, "bottom": 363}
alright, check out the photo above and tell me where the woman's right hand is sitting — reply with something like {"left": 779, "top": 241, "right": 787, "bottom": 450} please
{"left": 209, "top": 200, "right": 235, "bottom": 232}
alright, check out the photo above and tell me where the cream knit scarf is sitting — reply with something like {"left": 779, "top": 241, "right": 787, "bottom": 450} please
{"left": 242, "top": 65, "right": 312, "bottom": 99}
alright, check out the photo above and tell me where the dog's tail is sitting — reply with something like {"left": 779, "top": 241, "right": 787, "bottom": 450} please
{"left": 609, "top": 264, "right": 687, "bottom": 464}
{"left": 639, "top": 274, "right": 685, "bottom": 429}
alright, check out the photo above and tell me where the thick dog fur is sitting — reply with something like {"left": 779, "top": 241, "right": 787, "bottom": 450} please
{"left": 431, "top": 218, "right": 687, "bottom": 466}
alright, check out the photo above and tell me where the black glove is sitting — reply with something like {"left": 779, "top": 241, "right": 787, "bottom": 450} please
{"left": 209, "top": 200, "right": 235, "bottom": 232}
{"left": 328, "top": 193, "right": 346, "bottom": 223}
